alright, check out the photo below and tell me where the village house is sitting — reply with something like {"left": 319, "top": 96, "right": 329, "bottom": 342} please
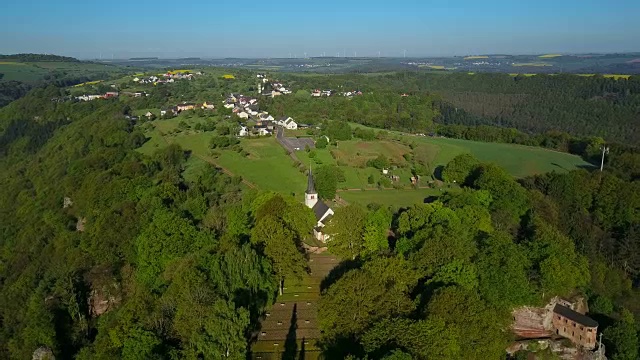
{"left": 75, "top": 94, "right": 103, "bottom": 101}
{"left": 311, "top": 90, "right": 322, "bottom": 97}
{"left": 238, "top": 126, "right": 249, "bottom": 137}
{"left": 305, "top": 169, "right": 334, "bottom": 242}
{"left": 224, "top": 103, "right": 235, "bottom": 109}
{"left": 176, "top": 103, "right": 196, "bottom": 112}
{"left": 259, "top": 113, "right": 274, "bottom": 121}
{"left": 552, "top": 304, "right": 598, "bottom": 349}
{"left": 104, "top": 92, "right": 119, "bottom": 98}
{"left": 237, "top": 111, "right": 249, "bottom": 119}
{"left": 255, "top": 126, "right": 271, "bottom": 136}
{"left": 201, "top": 101, "right": 215, "bottom": 110}
{"left": 277, "top": 116, "right": 298, "bottom": 130}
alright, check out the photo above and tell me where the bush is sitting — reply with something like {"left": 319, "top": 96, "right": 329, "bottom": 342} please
{"left": 209, "top": 136, "right": 239, "bottom": 149}
{"left": 367, "top": 175, "right": 375, "bottom": 184}
{"left": 309, "top": 150, "right": 317, "bottom": 158}
{"left": 316, "top": 136, "right": 328, "bottom": 149}
{"left": 378, "top": 177, "right": 392, "bottom": 188}
{"left": 367, "top": 154, "right": 390, "bottom": 170}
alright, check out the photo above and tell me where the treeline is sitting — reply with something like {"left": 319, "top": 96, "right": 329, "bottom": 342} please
{"left": 0, "top": 96, "right": 315, "bottom": 359}
{"left": 0, "top": 53, "right": 79, "bottom": 62}
{"left": 317, "top": 153, "right": 640, "bottom": 359}
{"left": 276, "top": 72, "right": 640, "bottom": 145}
{"left": 266, "top": 72, "right": 640, "bottom": 180}
{"left": 432, "top": 115, "right": 640, "bottom": 181}
{"left": 262, "top": 91, "right": 439, "bottom": 133}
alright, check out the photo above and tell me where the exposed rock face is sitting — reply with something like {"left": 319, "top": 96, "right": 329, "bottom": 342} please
{"left": 32, "top": 347, "right": 55, "bottom": 360}
{"left": 512, "top": 306, "right": 552, "bottom": 338}
{"left": 88, "top": 283, "right": 121, "bottom": 317}
{"left": 507, "top": 339, "right": 605, "bottom": 360}
{"left": 63, "top": 197, "right": 73, "bottom": 209}
{"left": 75, "top": 217, "right": 86, "bottom": 232}
{"left": 512, "top": 296, "right": 590, "bottom": 339}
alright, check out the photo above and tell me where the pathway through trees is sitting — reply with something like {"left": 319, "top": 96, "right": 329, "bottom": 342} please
{"left": 252, "top": 252, "right": 339, "bottom": 360}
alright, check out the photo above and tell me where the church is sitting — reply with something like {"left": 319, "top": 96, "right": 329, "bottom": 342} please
{"left": 305, "top": 169, "right": 334, "bottom": 242}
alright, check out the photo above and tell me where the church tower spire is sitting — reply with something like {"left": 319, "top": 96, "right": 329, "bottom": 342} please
{"left": 305, "top": 168, "right": 318, "bottom": 208}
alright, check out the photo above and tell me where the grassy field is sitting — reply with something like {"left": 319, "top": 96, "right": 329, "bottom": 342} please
{"left": 339, "top": 187, "right": 459, "bottom": 207}
{"left": 137, "top": 117, "right": 592, "bottom": 205}
{"left": 464, "top": 56, "right": 489, "bottom": 60}
{"left": 410, "top": 136, "right": 592, "bottom": 178}
{"left": 251, "top": 253, "right": 339, "bottom": 360}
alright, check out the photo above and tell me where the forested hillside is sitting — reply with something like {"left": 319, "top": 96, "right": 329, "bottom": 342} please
{"left": 0, "top": 74, "right": 638, "bottom": 359}
{"left": 272, "top": 72, "right": 640, "bottom": 145}
{"left": 317, "top": 155, "right": 640, "bottom": 359}
{"left": 0, "top": 91, "right": 315, "bottom": 359}
{"left": 0, "top": 54, "right": 128, "bottom": 107}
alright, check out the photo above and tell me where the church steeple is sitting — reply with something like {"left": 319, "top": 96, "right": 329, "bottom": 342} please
{"left": 305, "top": 168, "right": 318, "bottom": 208}
{"left": 306, "top": 168, "right": 316, "bottom": 194}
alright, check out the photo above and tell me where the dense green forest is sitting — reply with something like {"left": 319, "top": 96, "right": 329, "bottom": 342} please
{"left": 1, "top": 72, "right": 638, "bottom": 359}
{"left": 0, "top": 54, "right": 80, "bottom": 62}
{"left": 0, "top": 90, "right": 319, "bottom": 358}
{"left": 317, "top": 155, "right": 639, "bottom": 359}
{"left": 268, "top": 72, "right": 640, "bottom": 145}
{"left": 262, "top": 72, "right": 640, "bottom": 180}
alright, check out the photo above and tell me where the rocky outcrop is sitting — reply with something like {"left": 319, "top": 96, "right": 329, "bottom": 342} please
{"left": 511, "top": 296, "right": 589, "bottom": 339}
{"left": 507, "top": 339, "right": 606, "bottom": 360}
{"left": 75, "top": 217, "right": 86, "bottom": 232}
{"left": 88, "top": 283, "right": 121, "bottom": 317}
{"left": 32, "top": 347, "right": 55, "bottom": 360}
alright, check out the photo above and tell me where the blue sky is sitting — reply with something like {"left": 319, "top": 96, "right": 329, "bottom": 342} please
{"left": 1, "top": 0, "right": 639, "bottom": 58}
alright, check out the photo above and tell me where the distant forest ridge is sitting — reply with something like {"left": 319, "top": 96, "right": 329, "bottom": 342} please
{"left": 0, "top": 53, "right": 79, "bottom": 62}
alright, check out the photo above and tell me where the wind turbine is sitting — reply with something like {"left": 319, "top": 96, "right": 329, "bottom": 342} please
{"left": 403, "top": 49, "right": 407, "bottom": 58}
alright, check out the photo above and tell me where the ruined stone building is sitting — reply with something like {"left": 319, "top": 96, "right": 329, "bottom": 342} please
{"left": 552, "top": 304, "right": 599, "bottom": 350}
{"left": 512, "top": 296, "right": 600, "bottom": 351}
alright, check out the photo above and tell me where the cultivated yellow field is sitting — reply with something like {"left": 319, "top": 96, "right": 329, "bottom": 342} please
{"left": 0, "top": 61, "right": 25, "bottom": 65}
{"left": 512, "top": 63, "right": 552, "bottom": 67}
{"left": 464, "top": 56, "right": 489, "bottom": 60}
{"left": 509, "top": 73, "right": 537, "bottom": 77}
{"left": 577, "top": 74, "right": 632, "bottom": 80}
{"left": 418, "top": 65, "right": 445, "bottom": 69}
{"left": 222, "top": 74, "right": 235, "bottom": 79}
{"left": 73, "top": 80, "right": 103, "bottom": 87}
{"left": 539, "top": 54, "right": 562, "bottom": 58}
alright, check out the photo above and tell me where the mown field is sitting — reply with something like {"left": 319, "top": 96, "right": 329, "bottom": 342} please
{"left": 137, "top": 116, "right": 592, "bottom": 206}
{"left": 338, "top": 187, "right": 458, "bottom": 208}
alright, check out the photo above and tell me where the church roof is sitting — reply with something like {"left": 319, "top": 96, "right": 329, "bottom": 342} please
{"left": 311, "top": 200, "right": 330, "bottom": 220}
{"left": 306, "top": 168, "right": 315, "bottom": 194}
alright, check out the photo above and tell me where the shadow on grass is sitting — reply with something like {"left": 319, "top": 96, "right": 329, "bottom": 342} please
{"left": 282, "top": 303, "right": 298, "bottom": 360}
{"left": 320, "top": 258, "right": 362, "bottom": 293}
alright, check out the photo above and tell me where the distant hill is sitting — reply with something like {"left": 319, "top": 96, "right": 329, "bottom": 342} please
{"left": 0, "top": 53, "right": 79, "bottom": 62}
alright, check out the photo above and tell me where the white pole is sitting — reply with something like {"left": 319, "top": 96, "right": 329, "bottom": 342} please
{"left": 600, "top": 146, "right": 609, "bottom": 172}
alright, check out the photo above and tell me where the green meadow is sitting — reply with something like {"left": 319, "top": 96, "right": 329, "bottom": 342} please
{"left": 138, "top": 116, "right": 592, "bottom": 206}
